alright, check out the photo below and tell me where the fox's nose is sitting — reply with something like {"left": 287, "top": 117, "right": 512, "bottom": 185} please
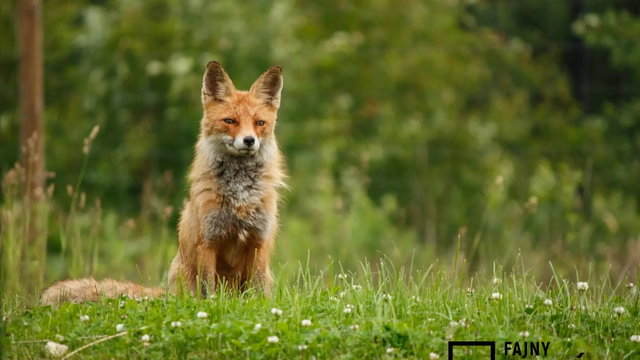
{"left": 243, "top": 136, "right": 256, "bottom": 147}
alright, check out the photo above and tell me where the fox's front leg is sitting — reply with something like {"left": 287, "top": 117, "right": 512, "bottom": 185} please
{"left": 249, "top": 244, "right": 274, "bottom": 296}
{"left": 196, "top": 243, "right": 217, "bottom": 296}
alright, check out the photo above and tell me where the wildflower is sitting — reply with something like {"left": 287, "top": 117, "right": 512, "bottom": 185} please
{"left": 429, "top": 353, "right": 440, "bottom": 359}
{"left": 55, "top": 334, "right": 64, "bottom": 342}
{"left": 381, "top": 293, "right": 392, "bottom": 300}
{"left": 458, "top": 318, "right": 469, "bottom": 328}
{"left": 329, "top": 296, "right": 338, "bottom": 301}
{"left": 630, "top": 335, "right": 640, "bottom": 342}
{"left": 343, "top": 307, "right": 352, "bottom": 314}
{"left": 466, "top": 288, "right": 475, "bottom": 294}
{"left": 492, "top": 277, "right": 502, "bottom": 285}
{"left": 141, "top": 334, "right": 150, "bottom": 342}
{"left": 543, "top": 299, "right": 553, "bottom": 306}
{"left": 337, "top": 273, "right": 348, "bottom": 280}
{"left": 568, "top": 324, "right": 576, "bottom": 329}
{"left": 626, "top": 282, "right": 635, "bottom": 289}
{"left": 577, "top": 282, "right": 589, "bottom": 291}
{"left": 171, "top": 321, "right": 182, "bottom": 328}
{"left": 349, "top": 324, "right": 360, "bottom": 330}
{"left": 614, "top": 306, "right": 625, "bottom": 315}
{"left": 339, "top": 291, "right": 347, "bottom": 298}
{"left": 519, "top": 331, "right": 530, "bottom": 338}
{"left": 298, "top": 344, "right": 308, "bottom": 350}
{"left": 490, "top": 292, "right": 502, "bottom": 300}
{"left": 271, "top": 308, "right": 283, "bottom": 316}
{"left": 352, "top": 285, "right": 362, "bottom": 291}
{"left": 197, "top": 311, "right": 208, "bottom": 319}
{"left": 45, "top": 341, "right": 68, "bottom": 357}
{"left": 267, "top": 335, "right": 279, "bottom": 343}
{"left": 254, "top": 323, "right": 262, "bottom": 330}
{"left": 345, "top": 304, "right": 354, "bottom": 309}
{"left": 79, "top": 315, "right": 90, "bottom": 322}
{"left": 116, "top": 324, "right": 125, "bottom": 332}
{"left": 449, "top": 321, "right": 458, "bottom": 327}
{"left": 386, "top": 347, "right": 394, "bottom": 354}
{"left": 301, "top": 319, "right": 312, "bottom": 327}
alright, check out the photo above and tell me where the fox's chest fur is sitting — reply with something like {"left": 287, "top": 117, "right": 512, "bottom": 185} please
{"left": 202, "top": 152, "right": 273, "bottom": 245}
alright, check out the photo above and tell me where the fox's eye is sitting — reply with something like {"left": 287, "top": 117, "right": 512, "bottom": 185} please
{"left": 256, "top": 120, "right": 266, "bottom": 126}
{"left": 223, "top": 118, "right": 236, "bottom": 124}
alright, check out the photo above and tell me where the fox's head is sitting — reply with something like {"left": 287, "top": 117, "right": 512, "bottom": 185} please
{"left": 200, "top": 61, "right": 283, "bottom": 157}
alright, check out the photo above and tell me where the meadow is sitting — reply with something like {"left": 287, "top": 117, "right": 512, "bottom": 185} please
{"left": 2, "top": 261, "right": 639, "bottom": 359}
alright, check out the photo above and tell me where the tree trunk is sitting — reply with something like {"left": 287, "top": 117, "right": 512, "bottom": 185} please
{"left": 17, "top": 0, "right": 45, "bottom": 294}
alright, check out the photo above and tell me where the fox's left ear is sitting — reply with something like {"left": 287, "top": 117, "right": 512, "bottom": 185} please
{"left": 249, "top": 66, "right": 283, "bottom": 109}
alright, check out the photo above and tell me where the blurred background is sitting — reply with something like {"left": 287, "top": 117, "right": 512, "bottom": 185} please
{"left": 1, "top": 0, "right": 639, "bottom": 298}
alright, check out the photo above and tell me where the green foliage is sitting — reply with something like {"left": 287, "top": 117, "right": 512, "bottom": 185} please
{"left": 1, "top": 0, "right": 640, "bottom": 294}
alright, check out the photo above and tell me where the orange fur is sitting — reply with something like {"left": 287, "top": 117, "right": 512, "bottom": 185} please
{"left": 41, "top": 62, "right": 285, "bottom": 305}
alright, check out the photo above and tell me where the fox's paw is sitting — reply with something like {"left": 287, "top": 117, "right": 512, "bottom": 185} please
{"left": 203, "top": 210, "right": 229, "bottom": 242}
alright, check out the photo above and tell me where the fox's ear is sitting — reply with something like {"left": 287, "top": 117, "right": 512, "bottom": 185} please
{"left": 202, "top": 61, "right": 236, "bottom": 103}
{"left": 249, "top": 66, "right": 283, "bottom": 109}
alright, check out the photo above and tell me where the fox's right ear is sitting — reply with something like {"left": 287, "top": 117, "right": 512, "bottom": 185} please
{"left": 202, "top": 61, "right": 236, "bottom": 104}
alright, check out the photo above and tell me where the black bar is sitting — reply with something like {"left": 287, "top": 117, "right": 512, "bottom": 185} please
{"left": 448, "top": 341, "right": 496, "bottom": 360}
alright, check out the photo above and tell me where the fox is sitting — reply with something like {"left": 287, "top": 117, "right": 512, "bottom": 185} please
{"left": 41, "top": 61, "right": 285, "bottom": 305}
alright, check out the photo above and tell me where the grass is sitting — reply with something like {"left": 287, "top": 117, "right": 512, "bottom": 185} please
{"left": 2, "top": 262, "right": 639, "bottom": 359}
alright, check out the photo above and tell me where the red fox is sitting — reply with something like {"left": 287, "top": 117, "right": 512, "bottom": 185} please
{"left": 41, "top": 62, "right": 285, "bottom": 305}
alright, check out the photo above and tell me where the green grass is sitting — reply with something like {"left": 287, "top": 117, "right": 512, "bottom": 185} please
{"left": 2, "top": 263, "right": 639, "bottom": 359}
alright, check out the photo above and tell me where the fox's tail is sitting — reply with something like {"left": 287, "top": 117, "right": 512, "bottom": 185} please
{"left": 41, "top": 278, "right": 165, "bottom": 306}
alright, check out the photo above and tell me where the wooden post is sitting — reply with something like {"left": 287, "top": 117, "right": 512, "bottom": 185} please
{"left": 17, "top": 0, "right": 45, "bottom": 294}
{"left": 18, "top": 0, "right": 45, "bottom": 200}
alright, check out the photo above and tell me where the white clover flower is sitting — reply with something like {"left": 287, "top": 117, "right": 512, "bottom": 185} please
{"left": 343, "top": 307, "right": 352, "bottom": 314}
{"left": 630, "top": 335, "right": 640, "bottom": 342}
{"left": 386, "top": 347, "right": 394, "bottom": 354}
{"left": 490, "top": 292, "right": 502, "bottom": 300}
{"left": 568, "top": 324, "right": 576, "bottom": 329}
{"left": 271, "top": 308, "right": 283, "bottom": 316}
{"left": 140, "top": 334, "right": 150, "bottom": 342}
{"left": 543, "top": 299, "right": 553, "bottom": 306}
{"left": 298, "top": 344, "right": 308, "bottom": 350}
{"left": 116, "top": 324, "right": 125, "bottom": 332}
{"left": 197, "top": 311, "right": 208, "bottom": 319}
{"left": 79, "top": 315, "right": 90, "bottom": 322}
{"left": 614, "top": 306, "right": 625, "bottom": 315}
{"left": 519, "top": 331, "right": 530, "bottom": 337}
{"left": 171, "top": 321, "right": 182, "bottom": 328}
{"left": 429, "top": 353, "right": 440, "bottom": 359}
{"left": 352, "top": 285, "right": 362, "bottom": 291}
{"left": 301, "top": 319, "right": 312, "bottom": 327}
{"left": 55, "top": 334, "right": 64, "bottom": 342}
{"left": 337, "top": 273, "right": 348, "bottom": 280}
{"left": 267, "top": 335, "right": 279, "bottom": 343}
{"left": 349, "top": 324, "right": 360, "bottom": 330}
{"left": 577, "top": 282, "right": 589, "bottom": 291}
{"left": 254, "top": 323, "right": 262, "bottom": 330}
{"left": 45, "top": 341, "right": 68, "bottom": 357}
{"left": 492, "top": 277, "right": 502, "bottom": 285}
{"left": 381, "top": 293, "right": 392, "bottom": 300}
